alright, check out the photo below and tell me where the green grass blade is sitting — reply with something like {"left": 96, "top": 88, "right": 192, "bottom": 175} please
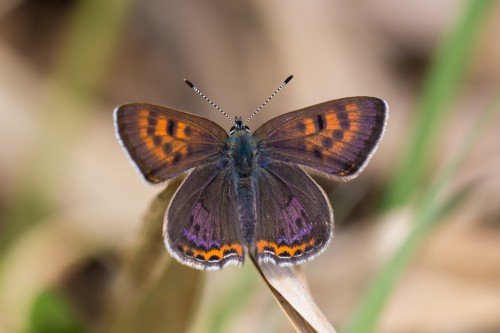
{"left": 346, "top": 95, "right": 500, "bottom": 333}
{"left": 24, "top": 289, "right": 86, "bottom": 333}
{"left": 382, "top": 0, "right": 496, "bottom": 210}
{"left": 208, "top": 266, "right": 257, "bottom": 333}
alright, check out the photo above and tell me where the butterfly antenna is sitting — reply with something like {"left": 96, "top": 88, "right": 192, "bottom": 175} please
{"left": 184, "top": 79, "right": 235, "bottom": 125}
{"left": 245, "top": 75, "right": 293, "bottom": 125}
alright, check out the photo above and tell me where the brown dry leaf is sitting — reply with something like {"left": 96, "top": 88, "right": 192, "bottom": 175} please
{"left": 251, "top": 256, "right": 336, "bottom": 333}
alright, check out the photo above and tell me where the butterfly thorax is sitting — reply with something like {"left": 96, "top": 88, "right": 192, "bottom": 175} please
{"left": 227, "top": 123, "right": 257, "bottom": 177}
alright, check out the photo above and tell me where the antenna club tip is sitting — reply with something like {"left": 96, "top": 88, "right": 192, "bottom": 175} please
{"left": 184, "top": 79, "right": 194, "bottom": 88}
{"left": 284, "top": 75, "right": 294, "bottom": 84}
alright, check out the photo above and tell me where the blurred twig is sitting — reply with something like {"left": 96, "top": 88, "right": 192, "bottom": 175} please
{"left": 382, "top": 0, "right": 496, "bottom": 210}
{"left": 251, "top": 256, "right": 336, "bottom": 333}
{"left": 100, "top": 177, "right": 203, "bottom": 333}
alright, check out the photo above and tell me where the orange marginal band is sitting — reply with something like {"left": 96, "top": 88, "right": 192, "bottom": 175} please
{"left": 179, "top": 243, "right": 243, "bottom": 261}
{"left": 256, "top": 239, "right": 315, "bottom": 257}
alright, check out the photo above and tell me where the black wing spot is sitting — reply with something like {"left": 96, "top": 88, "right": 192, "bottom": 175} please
{"left": 340, "top": 121, "right": 350, "bottom": 130}
{"left": 223, "top": 249, "right": 237, "bottom": 256}
{"left": 153, "top": 135, "right": 162, "bottom": 146}
{"left": 263, "top": 246, "right": 275, "bottom": 254}
{"left": 297, "top": 122, "right": 307, "bottom": 133}
{"left": 316, "top": 115, "right": 325, "bottom": 131}
{"left": 337, "top": 111, "right": 348, "bottom": 120}
{"left": 148, "top": 117, "right": 157, "bottom": 127}
{"left": 337, "top": 112, "right": 349, "bottom": 130}
{"left": 314, "top": 149, "right": 322, "bottom": 159}
{"left": 163, "top": 143, "right": 173, "bottom": 155}
{"left": 278, "top": 251, "right": 291, "bottom": 258}
{"left": 167, "top": 120, "right": 176, "bottom": 136}
{"left": 172, "top": 152, "right": 182, "bottom": 164}
{"left": 322, "top": 137, "right": 334, "bottom": 149}
{"left": 333, "top": 130, "right": 344, "bottom": 140}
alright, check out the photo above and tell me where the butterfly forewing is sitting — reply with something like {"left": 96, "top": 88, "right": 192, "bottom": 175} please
{"left": 114, "top": 103, "right": 228, "bottom": 183}
{"left": 165, "top": 161, "right": 246, "bottom": 270}
{"left": 253, "top": 97, "right": 387, "bottom": 179}
{"left": 252, "top": 161, "right": 333, "bottom": 265}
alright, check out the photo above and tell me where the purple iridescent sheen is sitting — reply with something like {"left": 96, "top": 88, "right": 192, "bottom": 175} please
{"left": 182, "top": 203, "right": 221, "bottom": 249}
{"left": 276, "top": 197, "right": 313, "bottom": 244}
{"left": 183, "top": 229, "right": 221, "bottom": 249}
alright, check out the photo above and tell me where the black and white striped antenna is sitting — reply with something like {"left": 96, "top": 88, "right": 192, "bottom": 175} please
{"left": 245, "top": 75, "right": 293, "bottom": 125}
{"left": 184, "top": 79, "right": 235, "bottom": 125}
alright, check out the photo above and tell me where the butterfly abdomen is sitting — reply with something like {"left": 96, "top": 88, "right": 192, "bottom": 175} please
{"left": 234, "top": 176, "right": 257, "bottom": 244}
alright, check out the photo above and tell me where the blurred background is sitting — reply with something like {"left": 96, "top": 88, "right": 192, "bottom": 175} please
{"left": 0, "top": 1, "right": 499, "bottom": 332}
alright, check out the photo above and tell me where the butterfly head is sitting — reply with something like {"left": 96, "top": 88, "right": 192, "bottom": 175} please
{"left": 229, "top": 116, "right": 250, "bottom": 134}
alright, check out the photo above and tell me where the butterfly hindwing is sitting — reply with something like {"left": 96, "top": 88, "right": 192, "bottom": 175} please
{"left": 252, "top": 160, "right": 333, "bottom": 265}
{"left": 114, "top": 103, "right": 228, "bottom": 183}
{"left": 164, "top": 160, "right": 246, "bottom": 270}
{"left": 253, "top": 97, "right": 387, "bottom": 179}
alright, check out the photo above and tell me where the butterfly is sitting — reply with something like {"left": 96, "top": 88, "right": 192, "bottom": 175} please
{"left": 114, "top": 75, "right": 388, "bottom": 270}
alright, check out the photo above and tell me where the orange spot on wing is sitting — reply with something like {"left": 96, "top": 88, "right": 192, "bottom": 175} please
{"left": 174, "top": 122, "right": 189, "bottom": 140}
{"left": 148, "top": 175, "right": 161, "bottom": 183}
{"left": 341, "top": 130, "right": 354, "bottom": 143}
{"left": 345, "top": 103, "right": 358, "bottom": 111}
{"left": 338, "top": 163, "right": 357, "bottom": 176}
{"left": 138, "top": 117, "right": 149, "bottom": 139}
{"left": 304, "top": 119, "right": 317, "bottom": 135}
{"left": 305, "top": 135, "right": 323, "bottom": 147}
{"left": 138, "top": 109, "right": 150, "bottom": 118}
{"left": 324, "top": 114, "right": 341, "bottom": 130}
{"left": 155, "top": 118, "right": 167, "bottom": 136}
{"left": 346, "top": 112, "right": 361, "bottom": 132}
{"left": 332, "top": 141, "right": 348, "bottom": 155}
{"left": 137, "top": 123, "right": 157, "bottom": 152}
